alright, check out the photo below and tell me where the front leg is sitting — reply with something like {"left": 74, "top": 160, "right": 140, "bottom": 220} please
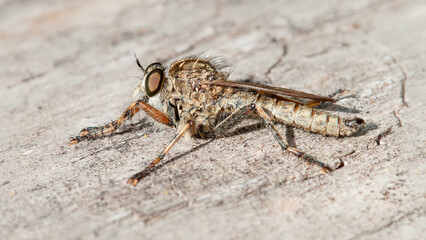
{"left": 69, "top": 100, "right": 172, "bottom": 145}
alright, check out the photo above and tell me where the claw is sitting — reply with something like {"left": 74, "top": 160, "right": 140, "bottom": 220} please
{"left": 127, "top": 178, "right": 139, "bottom": 186}
{"left": 321, "top": 166, "right": 331, "bottom": 173}
{"left": 79, "top": 129, "right": 89, "bottom": 136}
{"left": 69, "top": 138, "right": 78, "bottom": 145}
{"left": 132, "top": 179, "right": 139, "bottom": 186}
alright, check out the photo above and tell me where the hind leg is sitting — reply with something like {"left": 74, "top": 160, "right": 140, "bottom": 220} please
{"left": 253, "top": 104, "right": 333, "bottom": 172}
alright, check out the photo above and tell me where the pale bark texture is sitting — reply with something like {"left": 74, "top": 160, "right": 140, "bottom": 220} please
{"left": 0, "top": 0, "right": 425, "bottom": 239}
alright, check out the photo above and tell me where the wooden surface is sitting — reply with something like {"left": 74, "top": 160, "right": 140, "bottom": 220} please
{"left": 1, "top": 0, "right": 425, "bottom": 239}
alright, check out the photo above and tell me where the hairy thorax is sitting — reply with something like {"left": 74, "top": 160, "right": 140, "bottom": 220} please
{"left": 165, "top": 58, "right": 232, "bottom": 136}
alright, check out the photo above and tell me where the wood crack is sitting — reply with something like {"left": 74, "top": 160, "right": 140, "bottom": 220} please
{"left": 264, "top": 39, "right": 288, "bottom": 84}
{"left": 349, "top": 208, "right": 424, "bottom": 240}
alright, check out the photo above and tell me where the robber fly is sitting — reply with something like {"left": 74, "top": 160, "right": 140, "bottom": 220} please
{"left": 69, "top": 55, "right": 365, "bottom": 186}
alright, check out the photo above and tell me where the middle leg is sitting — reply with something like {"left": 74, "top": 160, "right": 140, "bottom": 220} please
{"left": 212, "top": 105, "right": 257, "bottom": 138}
{"left": 127, "top": 120, "right": 193, "bottom": 186}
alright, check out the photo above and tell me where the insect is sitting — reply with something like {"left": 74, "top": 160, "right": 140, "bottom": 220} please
{"left": 69, "top": 55, "right": 365, "bottom": 186}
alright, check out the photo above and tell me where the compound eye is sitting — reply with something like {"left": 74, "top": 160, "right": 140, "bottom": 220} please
{"left": 144, "top": 63, "right": 164, "bottom": 97}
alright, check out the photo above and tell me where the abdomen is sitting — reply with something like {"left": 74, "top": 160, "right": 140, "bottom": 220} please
{"left": 260, "top": 96, "right": 365, "bottom": 137}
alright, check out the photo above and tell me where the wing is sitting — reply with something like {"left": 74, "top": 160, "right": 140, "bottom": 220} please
{"left": 202, "top": 80, "right": 335, "bottom": 104}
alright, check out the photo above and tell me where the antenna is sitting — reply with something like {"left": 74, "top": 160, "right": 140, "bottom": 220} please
{"left": 134, "top": 53, "right": 146, "bottom": 73}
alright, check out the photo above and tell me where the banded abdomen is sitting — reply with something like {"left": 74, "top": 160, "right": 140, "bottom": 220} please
{"left": 211, "top": 87, "right": 365, "bottom": 137}
{"left": 255, "top": 95, "right": 365, "bottom": 137}
{"left": 216, "top": 90, "right": 365, "bottom": 137}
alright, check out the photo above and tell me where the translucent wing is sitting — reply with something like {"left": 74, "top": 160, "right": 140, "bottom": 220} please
{"left": 202, "top": 80, "right": 335, "bottom": 104}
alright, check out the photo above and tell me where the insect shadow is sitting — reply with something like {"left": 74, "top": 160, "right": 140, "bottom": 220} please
{"left": 147, "top": 140, "right": 215, "bottom": 178}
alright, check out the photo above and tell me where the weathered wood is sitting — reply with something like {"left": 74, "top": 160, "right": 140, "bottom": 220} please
{"left": 0, "top": 0, "right": 424, "bottom": 239}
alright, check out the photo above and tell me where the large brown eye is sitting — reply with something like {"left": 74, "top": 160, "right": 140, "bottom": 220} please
{"left": 144, "top": 63, "right": 164, "bottom": 97}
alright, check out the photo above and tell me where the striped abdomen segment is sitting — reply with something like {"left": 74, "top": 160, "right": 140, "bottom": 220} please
{"left": 260, "top": 96, "right": 365, "bottom": 137}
